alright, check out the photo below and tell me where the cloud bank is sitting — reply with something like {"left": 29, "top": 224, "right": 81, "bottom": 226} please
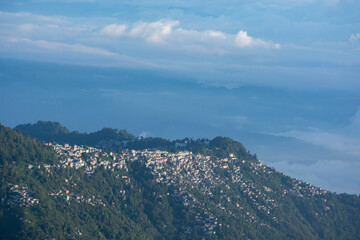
{"left": 0, "top": 10, "right": 359, "bottom": 91}
{"left": 275, "top": 129, "right": 360, "bottom": 156}
{"left": 101, "top": 24, "right": 127, "bottom": 37}
{"left": 99, "top": 20, "right": 280, "bottom": 49}
{"left": 235, "top": 30, "right": 280, "bottom": 49}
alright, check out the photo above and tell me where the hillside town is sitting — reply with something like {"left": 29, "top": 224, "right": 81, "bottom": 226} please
{"left": 28, "top": 143, "right": 326, "bottom": 234}
{"left": 3, "top": 142, "right": 329, "bottom": 237}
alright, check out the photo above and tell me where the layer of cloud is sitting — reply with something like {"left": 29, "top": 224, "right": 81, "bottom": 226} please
{"left": 101, "top": 23, "right": 127, "bottom": 37}
{"left": 271, "top": 159, "right": 360, "bottom": 194}
{"left": 3, "top": 37, "right": 116, "bottom": 56}
{"left": 235, "top": 30, "right": 280, "bottom": 49}
{"left": 0, "top": 10, "right": 359, "bottom": 92}
{"left": 100, "top": 20, "right": 280, "bottom": 49}
{"left": 128, "top": 20, "right": 179, "bottom": 44}
{"left": 272, "top": 128, "right": 360, "bottom": 156}
{"left": 0, "top": 11, "right": 68, "bottom": 24}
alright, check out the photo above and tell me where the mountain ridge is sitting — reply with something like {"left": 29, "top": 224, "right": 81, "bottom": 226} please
{"left": 14, "top": 121, "right": 251, "bottom": 160}
{"left": 1, "top": 121, "right": 359, "bottom": 239}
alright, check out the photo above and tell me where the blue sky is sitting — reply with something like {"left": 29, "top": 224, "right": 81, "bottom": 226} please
{"left": 0, "top": 0, "right": 359, "bottom": 193}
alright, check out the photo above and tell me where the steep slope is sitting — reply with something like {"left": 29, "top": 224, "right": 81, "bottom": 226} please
{"left": 0, "top": 124, "right": 188, "bottom": 239}
{"left": 3, "top": 123, "right": 360, "bottom": 239}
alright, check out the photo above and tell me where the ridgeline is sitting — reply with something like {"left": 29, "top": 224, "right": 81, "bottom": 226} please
{"left": 0, "top": 121, "right": 359, "bottom": 239}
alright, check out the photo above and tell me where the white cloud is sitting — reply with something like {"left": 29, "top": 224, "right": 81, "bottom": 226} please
{"left": 1, "top": 11, "right": 281, "bottom": 58}
{"left": 100, "top": 20, "right": 280, "bottom": 50}
{"left": 235, "top": 31, "right": 253, "bottom": 48}
{"left": 235, "top": 30, "right": 280, "bottom": 49}
{"left": 100, "top": 23, "right": 127, "bottom": 37}
{"left": 128, "top": 20, "right": 179, "bottom": 44}
{"left": 1, "top": 11, "right": 283, "bottom": 70}
{"left": 207, "top": 30, "right": 227, "bottom": 39}
{"left": 173, "top": 28, "right": 227, "bottom": 42}
{"left": 100, "top": 20, "right": 180, "bottom": 44}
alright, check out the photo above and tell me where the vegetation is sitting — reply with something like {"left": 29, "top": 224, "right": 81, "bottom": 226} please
{"left": 0, "top": 122, "right": 359, "bottom": 239}
{"left": 15, "top": 121, "right": 135, "bottom": 148}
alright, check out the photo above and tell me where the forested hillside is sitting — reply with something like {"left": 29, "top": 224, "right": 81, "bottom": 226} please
{"left": 14, "top": 121, "right": 135, "bottom": 148}
{"left": 1, "top": 123, "right": 359, "bottom": 239}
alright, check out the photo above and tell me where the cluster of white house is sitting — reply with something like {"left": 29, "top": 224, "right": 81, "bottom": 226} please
{"left": 38, "top": 142, "right": 329, "bottom": 233}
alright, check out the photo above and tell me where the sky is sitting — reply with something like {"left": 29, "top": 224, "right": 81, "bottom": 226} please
{"left": 0, "top": 0, "right": 359, "bottom": 194}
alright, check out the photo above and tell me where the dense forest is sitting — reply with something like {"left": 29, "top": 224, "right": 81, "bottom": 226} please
{"left": 14, "top": 121, "right": 135, "bottom": 148}
{"left": 1, "top": 122, "right": 359, "bottom": 239}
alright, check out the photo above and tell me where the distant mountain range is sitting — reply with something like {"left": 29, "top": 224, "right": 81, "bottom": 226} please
{"left": 1, "top": 121, "right": 359, "bottom": 239}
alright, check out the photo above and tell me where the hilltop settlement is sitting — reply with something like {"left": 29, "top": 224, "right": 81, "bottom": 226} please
{"left": 1, "top": 123, "right": 359, "bottom": 240}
